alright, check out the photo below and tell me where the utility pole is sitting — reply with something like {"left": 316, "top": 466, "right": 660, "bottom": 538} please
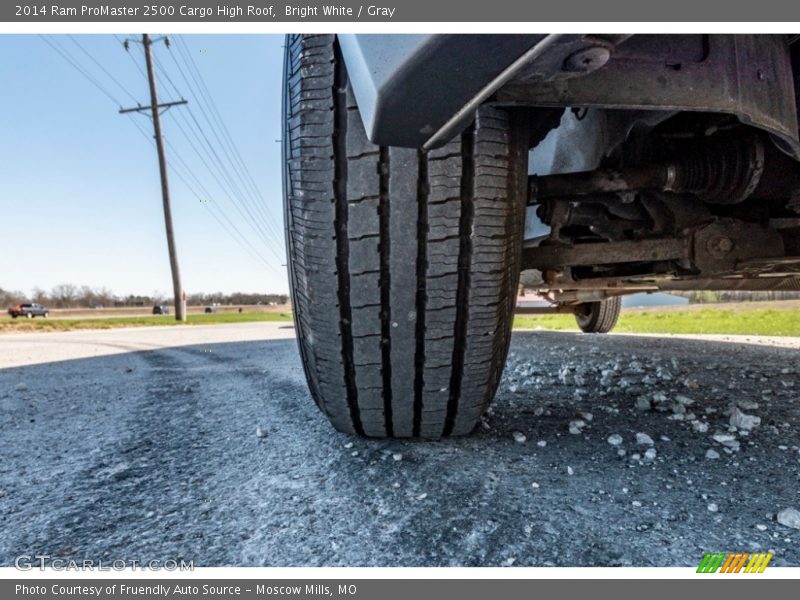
{"left": 120, "top": 34, "right": 188, "bottom": 322}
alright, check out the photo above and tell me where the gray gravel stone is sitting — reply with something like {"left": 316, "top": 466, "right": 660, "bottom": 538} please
{"left": 777, "top": 508, "right": 800, "bottom": 530}
{"left": 730, "top": 407, "right": 761, "bottom": 431}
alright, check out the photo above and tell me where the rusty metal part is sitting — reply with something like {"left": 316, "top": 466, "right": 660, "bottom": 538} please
{"left": 548, "top": 289, "right": 635, "bottom": 303}
{"left": 522, "top": 238, "right": 689, "bottom": 270}
{"left": 533, "top": 274, "right": 660, "bottom": 290}
{"left": 499, "top": 34, "right": 800, "bottom": 161}
{"left": 518, "top": 288, "right": 642, "bottom": 310}
{"left": 515, "top": 304, "right": 578, "bottom": 314}
{"left": 530, "top": 164, "right": 671, "bottom": 201}
{"left": 522, "top": 218, "right": 786, "bottom": 279}
{"left": 530, "top": 131, "right": 766, "bottom": 205}
{"left": 536, "top": 193, "right": 652, "bottom": 242}
{"left": 691, "top": 220, "right": 784, "bottom": 275}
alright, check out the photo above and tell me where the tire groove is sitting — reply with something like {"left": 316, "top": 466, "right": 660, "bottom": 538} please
{"left": 413, "top": 150, "right": 429, "bottom": 438}
{"left": 379, "top": 146, "right": 394, "bottom": 437}
{"left": 332, "top": 41, "right": 364, "bottom": 436}
{"left": 443, "top": 126, "right": 475, "bottom": 437}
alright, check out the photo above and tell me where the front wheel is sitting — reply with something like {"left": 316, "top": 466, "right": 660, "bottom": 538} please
{"left": 575, "top": 297, "right": 622, "bottom": 334}
{"left": 283, "top": 35, "right": 529, "bottom": 438}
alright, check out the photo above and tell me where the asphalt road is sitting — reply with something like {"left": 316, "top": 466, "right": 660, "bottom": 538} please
{"left": 0, "top": 323, "right": 798, "bottom": 567}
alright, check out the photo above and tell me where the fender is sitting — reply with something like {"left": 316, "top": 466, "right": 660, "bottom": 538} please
{"left": 337, "top": 33, "right": 547, "bottom": 148}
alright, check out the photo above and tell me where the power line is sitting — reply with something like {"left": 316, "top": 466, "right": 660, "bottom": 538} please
{"left": 147, "top": 57, "right": 285, "bottom": 264}
{"left": 127, "top": 115, "right": 278, "bottom": 271}
{"left": 39, "top": 35, "right": 121, "bottom": 106}
{"left": 167, "top": 38, "right": 285, "bottom": 247}
{"left": 171, "top": 39, "right": 275, "bottom": 216}
{"left": 166, "top": 106, "right": 287, "bottom": 264}
{"left": 68, "top": 35, "right": 139, "bottom": 104}
{"left": 160, "top": 112, "right": 281, "bottom": 261}
{"left": 148, "top": 49, "right": 287, "bottom": 267}
{"left": 163, "top": 48, "right": 281, "bottom": 243}
{"left": 175, "top": 35, "right": 286, "bottom": 239}
{"left": 154, "top": 52, "right": 285, "bottom": 261}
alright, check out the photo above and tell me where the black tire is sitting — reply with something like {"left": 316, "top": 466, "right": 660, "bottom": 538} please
{"left": 283, "top": 35, "right": 528, "bottom": 438}
{"left": 575, "top": 297, "right": 622, "bottom": 333}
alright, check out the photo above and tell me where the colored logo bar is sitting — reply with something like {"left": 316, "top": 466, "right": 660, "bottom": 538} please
{"left": 697, "top": 552, "right": 773, "bottom": 573}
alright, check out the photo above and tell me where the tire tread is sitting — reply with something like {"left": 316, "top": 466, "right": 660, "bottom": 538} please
{"left": 285, "top": 34, "right": 525, "bottom": 437}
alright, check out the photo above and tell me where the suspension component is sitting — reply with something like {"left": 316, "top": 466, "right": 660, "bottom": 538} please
{"left": 529, "top": 130, "right": 766, "bottom": 205}
{"left": 522, "top": 218, "right": 784, "bottom": 278}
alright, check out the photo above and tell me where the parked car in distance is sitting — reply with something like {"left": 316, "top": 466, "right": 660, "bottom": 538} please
{"left": 8, "top": 303, "right": 49, "bottom": 319}
{"left": 204, "top": 305, "right": 218, "bottom": 314}
{"left": 152, "top": 304, "right": 170, "bottom": 315}
{"left": 88, "top": 303, "right": 104, "bottom": 309}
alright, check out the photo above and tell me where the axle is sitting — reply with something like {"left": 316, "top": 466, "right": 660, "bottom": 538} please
{"left": 529, "top": 130, "right": 766, "bottom": 205}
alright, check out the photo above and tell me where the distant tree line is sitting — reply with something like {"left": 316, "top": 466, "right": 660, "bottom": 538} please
{"left": 675, "top": 290, "right": 800, "bottom": 304}
{"left": 190, "top": 291, "right": 288, "bottom": 306}
{"left": 0, "top": 285, "right": 288, "bottom": 309}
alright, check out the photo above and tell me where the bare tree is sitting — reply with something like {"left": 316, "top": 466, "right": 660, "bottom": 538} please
{"left": 50, "top": 283, "right": 79, "bottom": 308}
{"left": 0, "top": 287, "right": 27, "bottom": 307}
{"left": 88, "top": 287, "right": 115, "bottom": 306}
{"left": 77, "top": 285, "right": 96, "bottom": 306}
{"left": 31, "top": 287, "right": 48, "bottom": 304}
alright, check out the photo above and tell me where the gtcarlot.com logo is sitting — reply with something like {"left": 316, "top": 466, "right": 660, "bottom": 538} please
{"left": 15, "top": 555, "right": 194, "bottom": 571}
{"left": 697, "top": 552, "right": 773, "bottom": 573}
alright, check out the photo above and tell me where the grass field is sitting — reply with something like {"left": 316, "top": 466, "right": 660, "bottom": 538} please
{"left": 514, "top": 307, "right": 800, "bottom": 336}
{"left": 1, "top": 305, "right": 798, "bottom": 336}
{"left": 0, "top": 311, "right": 293, "bottom": 333}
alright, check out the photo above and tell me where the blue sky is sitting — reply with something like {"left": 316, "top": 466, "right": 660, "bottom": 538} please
{"left": 0, "top": 34, "right": 289, "bottom": 297}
